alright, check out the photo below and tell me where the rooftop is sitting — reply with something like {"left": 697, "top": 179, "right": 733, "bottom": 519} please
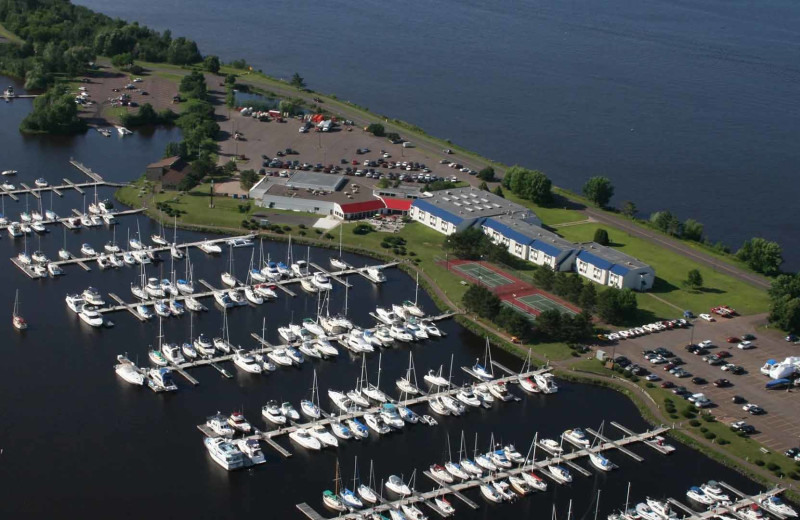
{"left": 147, "top": 156, "right": 182, "bottom": 169}
{"left": 577, "top": 242, "right": 651, "bottom": 270}
{"left": 417, "top": 186, "right": 535, "bottom": 220}
{"left": 486, "top": 215, "right": 573, "bottom": 248}
{"left": 264, "top": 177, "right": 377, "bottom": 205}
{"left": 285, "top": 171, "right": 346, "bottom": 192}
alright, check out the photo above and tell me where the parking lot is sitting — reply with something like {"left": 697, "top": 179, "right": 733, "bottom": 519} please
{"left": 600, "top": 313, "right": 800, "bottom": 454}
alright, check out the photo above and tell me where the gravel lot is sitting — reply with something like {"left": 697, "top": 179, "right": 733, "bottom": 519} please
{"left": 600, "top": 314, "right": 800, "bottom": 453}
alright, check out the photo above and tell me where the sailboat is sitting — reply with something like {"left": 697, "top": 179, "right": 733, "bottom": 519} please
{"left": 12, "top": 289, "right": 27, "bottom": 330}
{"left": 362, "top": 352, "right": 389, "bottom": 403}
{"left": 396, "top": 352, "right": 421, "bottom": 395}
{"left": 341, "top": 457, "right": 365, "bottom": 509}
{"left": 57, "top": 227, "right": 71, "bottom": 260}
{"left": 330, "top": 224, "right": 350, "bottom": 270}
{"left": 458, "top": 431, "right": 483, "bottom": 476}
{"left": 518, "top": 348, "right": 540, "bottom": 393}
{"left": 182, "top": 314, "right": 199, "bottom": 359}
{"left": 221, "top": 245, "right": 237, "bottom": 287}
{"left": 170, "top": 216, "right": 184, "bottom": 259}
{"left": 322, "top": 460, "right": 347, "bottom": 512}
{"left": 45, "top": 191, "right": 57, "bottom": 221}
{"left": 177, "top": 249, "right": 195, "bottom": 294}
{"left": 213, "top": 308, "right": 234, "bottom": 354}
{"left": 148, "top": 317, "right": 169, "bottom": 366}
{"left": 358, "top": 460, "right": 379, "bottom": 504}
{"left": 131, "top": 262, "right": 148, "bottom": 300}
{"left": 471, "top": 338, "right": 495, "bottom": 381}
{"left": 300, "top": 369, "right": 322, "bottom": 419}
{"left": 151, "top": 216, "right": 167, "bottom": 245}
{"left": 401, "top": 272, "right": 425, "bottom": 317}
{"left": 248, "top": 248, "right": 267, "bottom": 283}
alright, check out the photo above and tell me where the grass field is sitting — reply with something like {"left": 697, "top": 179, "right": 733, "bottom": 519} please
{"left": 502, "top": 191, "right": 585, "bottom": 226}
{"left": 555, "top": 222, "right": 770, "bottom": 317}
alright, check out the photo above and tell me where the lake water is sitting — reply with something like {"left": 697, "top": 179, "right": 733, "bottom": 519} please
{"left": 0, "top": 80, "right": 778, "bottom": 517}
{"left": 72, "top": 0, "right": 800, "bottom": 270}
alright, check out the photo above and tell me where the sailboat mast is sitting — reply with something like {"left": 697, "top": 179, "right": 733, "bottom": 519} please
{"left": 594, "top": 490, "right": 602, "bottom": 520}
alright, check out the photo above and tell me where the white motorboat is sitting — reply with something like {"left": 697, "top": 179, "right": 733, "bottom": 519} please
{"left": 375, "top": 326, "right": 393, "bottom": 344}
{"left": 534, "top": 372, "right": 558, "bottom": 393}
{"left": 302, "top": 317, "right": 325, "bottom": 337}
{"left": 204, "top": 437, "right": 245, "bottom": 471}
{"left": 233, "top": 350, "right": 262, "bottom": 373}
{"left": 461, "top": 458, "right": 483, "bottom": 476}
{"left": 686, "top": 486, "right": 715, "bottom": 505}
{"left": 645, "top": 499, "right": 672, "bottom": 519}
{"left": 206, "top": 413, "right": 234, "bottom": 437}
{"left": 492, "top": 479, "right": 515, "bottom": 501}
{"left": 404, "top": 320, "right": 428, "bottom": 340}
{"left": 385, "top": 475, "right": 411, "bottom": 496}
{"left": 328, "top": 389, "right": 353, "bottom": 412}
{"left": 227, "top": 237, "right": 253, "bottom": 248}
{"left": 289, "top": 428, "right": 322, "bottom": 450}
{"left": 145, "top": 277, "right": 165, "bottom": 298}
{"left": 424, "top": 369, "right": 450, "bottom": 388}
{"left": 7, "top": 222, "right": 23, "bottom": 238}
{"left": 429, "top": 396, "right": 450, "bottom": 416}
{"left": 213, "top": 291, "right": 234, "bottom": 308}
{"left": 539, "top": 438, "right": 562, "bottom": 454}
{"left": 278, "top": 326, "right": 297, "bottom": 343}
{"left": 442, "top": 395, "right": 464, "bottom": 416}
{"left": 185, "top": 297, "right": 204, "bottom": 312}
{"left": 474, "top": 384, "right": 494, "bottom": 404}
{"left": 365, "top": 266, "right": 386, "bottom": 283}
{"left": 547, "top": 465, "right": 573, "bottom": 484}
{"left": 253, "top": 283, "right": 277, "bottom": 299}
{"left": 379, "top": 403, "right": 405, "bottom": 429}
{"left": 31, "top": 222, "right": 45, "bottom": 233}
{"left": 761, "top": 497, "right": 797, "bottom": 518}
{"left": 589, "top": 452, "right": 615, "bottom": 472}
{"left": 314, "top": 339, "right": 339, "bottom": 357}
{"left": 488, "top": 381, "right": 512, "bottom": 401}
{"left": 104, "top": 242, "right": 121, "bottom": 254}
{"left": 456, "top": 387, "right": 481, "bottom": 407}
{"left": 313, "top": 272, "right": 333, "bottom": 290}
{"left": 375, "top": 307, "right": 399, "bottom": 324}
{"left": 480, "top": 483, "right": 503, "bottom": 503}
{"left": 31, "top": 250, "right": 48, "bottom": 264}
{"left": 739, "top": 506, "right": 766, "bottom": 520}
{"left": 132, "top": 250, "right": 150, "bottom": 264}
{"left": 474, "top": 452, "right": 496, "bottom": 471}
{"left": 193, "top": 334, "right": 215, "bottom": 357}
{"left": 82, "top": 287, "right": 105, "bottom": 306}
{"left": 401, "top": 503, "right": 427, "bottom": 520}
{"left": 421, "top": 320, "right": 441, "bottom": 337}
{"left": 80, "top": 243, "right": 97, "bottom": 257}
{"left": 390, "top": 324, "right": 414, "bottom": 342}
{"left": 135, "top": 305, "right": 152, "bottom": 320}
{"left": 115, "top": 356, "right": 145, "bottom": 386}
{"left": 280, "top": 402, "right": 300, "bottom": 421}
{"left": 47, "top": 263, "right": 63, "bottom": 276}
{"left": 291, "top": 260, "right": 310, "bottom": 277}
{"left": 1, "top": 168, "right": 17, "bottom": 175}
{"left": 267, "top": 348, "right": 293, "bottom": 367}
{"left": 162, "top": 343, "right": 185, "bottom": 364}
{"left": 700, "top": 481, "right": 730, "bottom": 502}
{"left": 17, "top": 251, "right": 32, "bottom": 265}
{"left": 635, "top": 503, "right": 662, "bottom": 520}
{"left": 198, "top": 240, "right": 222, "bottom": 255}
{"left": 262, "top": 401, "right": 287, "bottom": 425}
{"left": 519, "top": 376, "right": 540, "bottom": 393}
{"left": 563, "top": 428, "right": 591, "bottom": 448}
{"left": 522, "top": 471, "right": 548, "bottom": 491}
{"left": 78, "top": 306, "right": 104, "bottom": 327}
{"left": 153, "top": 300, "right": 170, "bottom": 318}
{"left": 234, "top": 438, "right": 265, "bottom": 465}
{"left": 181, "top": 341, "right": 197, "bottom": 360}
{"left": 285, "top": 346, "right": 304, "bottom": 365}
{"left": 66, "top": 294, "right": 85, "bottom": 313}
{"left": 34, "top": 178, "right": 48, "bottom": 188}
{"left": 309, "top": 424, "right": 339, "bottom": 448}
{"left": 364, "top": 413, "right": 391, "bottom": 435}
{"left": 503, "top": 444, "right": 525, "bottom": 464}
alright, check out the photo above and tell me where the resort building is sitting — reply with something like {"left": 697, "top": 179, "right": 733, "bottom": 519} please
{"left": 145, "top": 156, "right": 192, "bottom": 190}
{"left": 574, "top": 242, "right": 655, "bottom": 291}
{"left": 409, "top": 187, "right": 540, "bottom": 236}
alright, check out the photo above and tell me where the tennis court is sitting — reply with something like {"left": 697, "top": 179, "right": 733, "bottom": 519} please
{"left": 453, "top": 262, "right": 514, "bottom": 288}
{"left": 515, "top": 293, "right": 577, "bottom": 315}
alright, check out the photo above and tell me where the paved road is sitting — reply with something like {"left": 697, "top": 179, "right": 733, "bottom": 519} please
{"left": 583, "top": 207, "right": 771, "bottom": 289}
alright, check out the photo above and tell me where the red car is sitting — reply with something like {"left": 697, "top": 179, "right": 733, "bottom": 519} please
{"left": 716, "top": 351, "right": 732, "bottom": 359}
{"left": 726, "top": 337, "right": 740, "bottom": 343}
{"left": 660, "top": 381, "right": 675, "bottom": 389}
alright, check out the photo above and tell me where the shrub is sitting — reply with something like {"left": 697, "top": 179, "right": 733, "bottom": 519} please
{"left": 767, "top": 462, "right": 780, "bottom": 471}
{"left": 701, "top": 413, "right": 716, "bottom": 423}
{"left": 380, "top": 243, "right": 391, "bottom": 249}
{"left": 298, "top": 231, "right": 306, "bottom": 236}
{"left": 645, "top": 382, "right": 654, "bottom": 388}
{"left": 789, "top": 472, "right": 799, "bottom": 481}
{"left": 681, "top": 409, "right": 695, "bottom": 419}
{"left": 754, "top": 459, "right": 765, "bottom": 466}
{"left": 704, "top": 432, "right": 716, "bottom": 440}
{"left": 353, "top": 223, "right": 373, "bottom": 235}
{"left": 324, "top": 233, "right": 334, "bottom": 239}
{"left": 699, "top": 427, "right": 708, "bottom": 433}
{"left": 689, "top": 420, "right": 701, "bottom": 427}
{"left": 717, "top": 438, "right": 729, "bottom": 445}
{"left": 669, "top": 414, "right": 679, "bottom": 420}
{"left": 282, "top": 225, "right": 291, "bottom": 231}
{"left": 298, "top": 224, "right": 307, "bottom": 229}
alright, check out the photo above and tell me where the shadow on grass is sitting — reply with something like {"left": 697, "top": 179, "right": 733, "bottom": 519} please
{"left": 651, "top": 277, "right": 681, "bottom": 295}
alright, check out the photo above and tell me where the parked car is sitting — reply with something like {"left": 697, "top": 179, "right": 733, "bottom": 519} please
{"left": 655, "top": 347, "right": 674, "bottom": 358}
{"left": 785, "top": 447, "right": 800, "bottom": 459}
{"left": 713, "top": 378, "right": 731, "bottom": 387}
{"left": 672, "top": 386, "right": 690, "bottom": 396}
{"left": 691, "top": 377, "right": 707, "bottom": 385}
{"left": 743, "top": 403, "right": 765, "bottom": 415}
{"left": 726, "top": 337, "right": 740, "bottom": 343}
{"left": 699, "top": 340, "right": 714, "bottom": 348}
{"left": 732, "top": 395, "right": 747, "bottom": 404}
{"left": 660, "top": 381, "right": 675, "bottom": 389}
{"left": 645, "top": 374, "right": 661, "bottom": 382}
{"left": 742, "top": 334, "right": 757, "bottom": 341}
{"left": 716, "top": 351, "right": 732, "bottom": 359}
{"left": 699, "top": 313, "right": 715, "bottom": 322}
{"left": 737, "top": 341, "right": 754, "bottom": 350}
{"left": 731, "top": 421, "right": 755, "bottom": 434}
{"left": 785, "top": 334, "right": 798, "bottom": 342}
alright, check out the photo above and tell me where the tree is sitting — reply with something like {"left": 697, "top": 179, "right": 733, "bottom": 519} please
{"left": 683, "top": 219, "right": 704, "bottom": 242}
{"left": 583, "top": 176, "right": 615, "bottom": 207}
{"left": 366, "top": 123, "right": 385, "bottom": 137}
{"left": 111, "top": 52, "right": 133, "bottom": 69}
{"left": 462, "top": 284, "right": 501, "bottom": 319}
{"left": 492, "top": 185, "right": 505, "bottom": 198}
{"left": 20, "top": 87, "right": 87, "bottom": 134}
{"left": 504, "top": 166, "right": 553, "bottom": 205}
{"left": 533, "top": 267, "right": 555, "bottom": 291}
{"left": 478, "top": 181, "right": 489, "bottom": 191}
{"left": 203, "top": 55, "right": 221, "bottom": 74}
{"left": 684, "top": 269, "right": 703, "bottom": 290}
{"left": 221, "top": 160, "right": 238, "bottom": 176}
{"left": 597, "top": 288, "right": 638, "bottom": 325}
{"left": 562, "top": 312, "right": 594, "bottom": 343}
{"left": 768, "top": 274, "right": 800, "bottom": 333}
{"left": 535, "top": 309, "right": 562, "bottom": 338}
{"left": 621, "top": 201, "right": 637, "bottom": 218}
{"left": 579, "top": 283, "right": 597, "bottom": 312}
{"left": 737, "top": 238, "right": 783, "bottom": 276}
{"left": 164, "top": 141, "right": 188, "bottom": 158}
{"left": 477, "top": 167, "right": 496, "bottom": 182}
{"left": 593, "top": 228, "right": 610, "bottom": 246}
{"left": 239, "top": 169, "right": 258, "bottom": 191}
{"left": 225, "top": 74, "right": 237, "bottom": 86}
{"left": 290, "top": 72, "right": 306, "bottom": 89}
{"left": 376, "top": 178, "right": 390, "bottom": 189}
{"left": 443, "top": 228, "right": 489, "bottom": 260}
{"left": 496, "top": 307, "right": 532, "bottom": 341}
{"left": 386, "top": 132, "right": 400, "bottom": 142}
{"left": 650, "top": 210, "right": 682, "bottom": 236}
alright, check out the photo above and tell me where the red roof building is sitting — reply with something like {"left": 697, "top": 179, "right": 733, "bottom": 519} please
{"left": 380, "top": 197, "right": 413, "bottom": 212}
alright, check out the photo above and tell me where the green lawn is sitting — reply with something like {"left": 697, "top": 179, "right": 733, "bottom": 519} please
{"left": 555, "top": 222, "right": 770, "bottom": 317}
{"left": 503, "top": 191, "right": 585, "bottom": 226}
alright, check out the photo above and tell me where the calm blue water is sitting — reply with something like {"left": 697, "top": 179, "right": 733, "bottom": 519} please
{"left": 74, "top": 0, "right": 800, "bottom": 269}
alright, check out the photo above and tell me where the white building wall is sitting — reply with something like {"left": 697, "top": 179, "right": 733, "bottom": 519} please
{"left": 575, "top": 258, "right": 609, "bottom": 285}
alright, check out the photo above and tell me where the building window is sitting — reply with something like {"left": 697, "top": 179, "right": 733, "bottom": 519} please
{"left": 578, "top": 261, "right": 588, "bottom": 274}
{"left": 593, "top": 267, "right": 602, "bottom": 278}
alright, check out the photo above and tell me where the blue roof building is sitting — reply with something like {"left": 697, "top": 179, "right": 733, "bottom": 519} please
{"left": 574, "top": 242, "right": 654, "bottom": 291}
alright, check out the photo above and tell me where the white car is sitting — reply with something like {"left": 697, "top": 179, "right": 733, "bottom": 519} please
{"left": 720, "top": 363, "right": 735, "bottom": 372}
{"left": 699, "top": 340, "right": 713, "bottom": 348}
{"left": 645, "top": 374, "right": 661, "bottom": 382}
{"left": 699, "top": 313, "right": 715, "bottom": 322}
{"left": 737, "top": 341, "right": 754, "bottom": 350}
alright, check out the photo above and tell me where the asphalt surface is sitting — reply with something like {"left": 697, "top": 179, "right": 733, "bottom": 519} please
{"left": 600, "top": 313, "right": 800, "bottom": 453}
